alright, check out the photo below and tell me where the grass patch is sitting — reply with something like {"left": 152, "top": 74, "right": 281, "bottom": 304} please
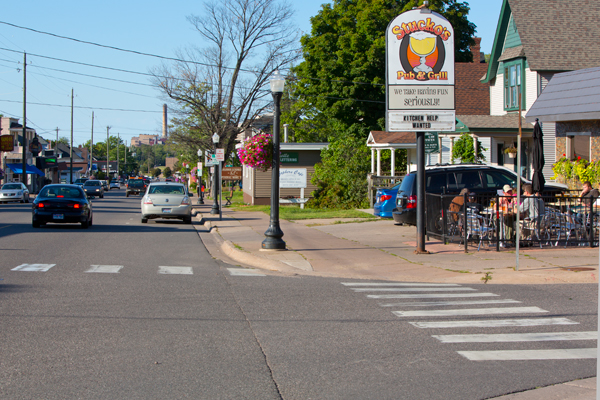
{"left": 445, "top": 269, "right": 471, "bottom": 273}
{"left": 226, "top": 191, "right": 374, "bottom": 221}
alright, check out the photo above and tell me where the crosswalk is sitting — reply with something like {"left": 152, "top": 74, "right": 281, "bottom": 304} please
{"left": 8, "top": 263, "right": 266, "bottom": 276}
{"left": 341, "top": 281, "right": 597, "bottom": 362}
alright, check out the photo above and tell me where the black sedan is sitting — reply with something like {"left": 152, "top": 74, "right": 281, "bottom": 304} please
{"left": 32, "top": 184, "right": 93, "bottom": 228}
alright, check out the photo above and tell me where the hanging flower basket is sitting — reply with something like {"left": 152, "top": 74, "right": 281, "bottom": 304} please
{"left": 504, "top": 146, "right": 518, "bottom": 158}
{"left": 237, "top": 133, "right": 273, "bottom": 172}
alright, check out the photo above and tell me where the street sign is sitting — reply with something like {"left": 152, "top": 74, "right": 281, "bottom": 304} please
{"left": 221, "top": 167, "right": 242, "bottom": 181}
{"left": 424, "top": 132, "right": 440, "bottom": 154}
{"left": 205, "top": 155, "right": 218, "bottom": 166}
{"left": 281, "top": 152, "right": 299, "bottom": 164}
{"left": 197, "top": 162, "right": 203, "bottom": 174}
{"left": 216, "top": 148, "right": 225, "bottom": 161}
{"left": 280, "top": 168, "right": 307, "bottom": 188}
{"left": 388, "top": 110, "right": 455, "bottom": 132}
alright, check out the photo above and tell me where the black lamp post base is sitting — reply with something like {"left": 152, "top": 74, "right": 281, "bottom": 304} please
{"left": 210, "top": 205, "right": 219, "bottom": 215}
{"left": 261, "top": 237, "right": 287, "bottom": 250}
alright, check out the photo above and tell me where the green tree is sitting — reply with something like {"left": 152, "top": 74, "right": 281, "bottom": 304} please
{"left": 163, "top": 167, "right": 172, "bottom": 178}
{"left": 284, "top": 0, "right": 476, "bottom": 207}
{"left": 310, "top": 135, "right": 371, "bottom": 209}
{"left": 451, "top": 132, "right": 486, "bottom": 163}
{"left": 152, "top": 168, "right": 162, "bottom": 178}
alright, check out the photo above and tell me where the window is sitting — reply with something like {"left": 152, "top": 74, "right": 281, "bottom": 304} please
{"left": 503, "top": 59, "right": 524, "bottom": 111}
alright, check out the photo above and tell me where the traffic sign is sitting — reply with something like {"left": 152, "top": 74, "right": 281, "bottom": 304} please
{"left": 216, "top": 148, "right": 225, "bottom": 161}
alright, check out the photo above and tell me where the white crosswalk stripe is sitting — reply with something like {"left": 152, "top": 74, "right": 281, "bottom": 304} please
{"left": 11, "top": 263, "right": 55, "bottom": 272}
{"left": 457, "top": 348, "right": 597, "bottom": 361}
{"left": 433, "top": 331, "right": 598, "bottom": 343}
{"left": 158, "top": 266, "right": 193, "bottom": 275}
{"left": 227, "top": 268, "right": 266, "bottom": 276}
{"left": 380, "top": 299, "right": 521, "bottom": 307}
{"left": 86, "top": 265, "right": 123, "bottom": 273}
{"left": 341, "top": 281, "right": 592, "bottom": 362}
{"left": 393, "top": 306, "right": 547, "bottom": 318}
{"left": 409, "top": 318, "right": 579, "bottom": 329}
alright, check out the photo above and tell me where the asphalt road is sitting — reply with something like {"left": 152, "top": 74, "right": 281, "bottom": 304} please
{"left": 0, "top": 190, "right": 597, "bottom": 399}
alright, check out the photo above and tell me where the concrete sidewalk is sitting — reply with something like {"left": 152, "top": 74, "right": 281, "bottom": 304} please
{"left": 192, "top": 202, "right": 597, "bottom": 400}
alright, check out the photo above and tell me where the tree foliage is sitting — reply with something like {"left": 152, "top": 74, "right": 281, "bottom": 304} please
{"left": 163, "top": 167, "right": 172, "bottom": 178}
{"left": 284, "top": 0, "right": 475, "bottom": 207}
{"left": 152, "top": 0, "right": 300, "bottom": 164}
{"left": 451, "top": 133, "right": 486, "bottom": 163}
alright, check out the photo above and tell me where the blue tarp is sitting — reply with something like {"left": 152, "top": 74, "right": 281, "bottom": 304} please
{"left": 6, "top": 163, "right": 45, "bottom": 177}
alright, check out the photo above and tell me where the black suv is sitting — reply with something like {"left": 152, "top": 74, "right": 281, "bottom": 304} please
{"left": 392, "top": 164, "right": 567, "bottom": 227}
{"left": 126, "top": 179, "right": 147, "bottom": 197}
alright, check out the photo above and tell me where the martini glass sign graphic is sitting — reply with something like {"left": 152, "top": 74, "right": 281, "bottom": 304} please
{"left": 409, "top": 32, "right": 436, "bottom": 73}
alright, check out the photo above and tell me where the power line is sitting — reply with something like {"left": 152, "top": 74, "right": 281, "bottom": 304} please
{"left": 0, "top": 98, "right": 162, "bottom": 113}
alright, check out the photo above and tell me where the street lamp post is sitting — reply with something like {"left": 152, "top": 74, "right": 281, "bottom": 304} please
{"left": 262, "top": 70, "right": 286, "bottom": 250}
{"left": 210, "top": 133, "right": 220, "bottom": 215}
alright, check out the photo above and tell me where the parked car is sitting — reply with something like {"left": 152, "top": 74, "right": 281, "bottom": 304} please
{"left": 140, "top": 182, "right": 192, "bottom": 224}
{"left": 126, "top": 178, "right": 147, "bottom": 197}
{"left": 32, "top": 184, "right": 93, "bottom": 228}
{"left": 100, "top": 180, "right": 109, "bottom": 191}
{"left": 73, "top": 178, "right": 89, "bottom": 186}
{"left": 0, "top": 182, "right": 30, "bottom": 203}
{"left": 110, "top": 180, "right": 120, "bottom": 190}
{"left": 82, "top": 180, "right": 105, "bottom": 198}
{"left": 373, "top": 182, "right": 401, "bottom": 218}
{"left": 392, "top": 163, "right": 568, "bottom": 228}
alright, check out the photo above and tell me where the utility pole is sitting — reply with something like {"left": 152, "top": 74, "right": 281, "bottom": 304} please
{"left": 124, "top": 140, "right": 127, "bottom": 175}
{"left": 21, "top": 52, "right": 27, "bottom": 186}
{"left": 90, "top": 112, "right": 94, "bottom": 176}
{"left": 70, "top": 88, "right": 74, "bottom": 184}
{"left": 117, "top": 132, "right": 120, "bottom": 178}
{"left": 106, "top": 126, "right": 110, "bottom": 179}
{"left": 55, "top": 128, "right": 59, "bottom": 148}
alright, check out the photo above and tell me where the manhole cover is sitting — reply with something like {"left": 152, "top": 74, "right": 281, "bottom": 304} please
{"left": 560, "top": 267, "right": 596, "bottom": 272}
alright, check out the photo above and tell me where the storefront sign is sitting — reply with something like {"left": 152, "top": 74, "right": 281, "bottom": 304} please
{"left": 386, "top": 8, "right": 455, "bottom": 132}
{"left": 221, "top": 167, "right": 242, "bottom": 181}
{"left": 424, "top": 132, "right": 440, "bottom": 154}
{"left": 280, "top": 168, "right": 307, "bottom": 188}
{"left": 280, "top": 151, "right": 299, "bottom": 163}
{"left": 388, "top": 111, "right": 455, "bottom": 132}
{"left": 0, "top": 135, "right": 14, "bottom": 152}
{"left": 388, "top": 85, "right": 454, "bottom": 110}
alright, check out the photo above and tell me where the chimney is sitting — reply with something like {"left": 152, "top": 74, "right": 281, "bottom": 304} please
{"left": 162, "top": 104, "right": 168, "bottom": 138}
{"left": 471, "top": 37, "right": 482, "bottom": 63}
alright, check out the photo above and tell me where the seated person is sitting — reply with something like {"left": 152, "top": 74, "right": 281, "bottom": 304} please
{"left": 519, "top": 184, "right": 545, "bottom": 224}
{"left": 500, "top": 184, "right": 516, "bottom": 245}
{"left": 466, "top": 192, "right": 484, "bottom": 214}
{"left": 580, "top": 181, "right": 599, "bottom": 211}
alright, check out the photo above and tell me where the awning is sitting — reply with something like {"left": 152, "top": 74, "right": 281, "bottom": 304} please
{"left": 6, "top": 163, "right": 45, "bottom": 177}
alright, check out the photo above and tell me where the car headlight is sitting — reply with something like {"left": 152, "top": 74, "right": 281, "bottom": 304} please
{"left": 95, "top": 189, "right": 100, "bottom": 191}
{"left": 17, "top": 191, "right": 23, "bottom": 195}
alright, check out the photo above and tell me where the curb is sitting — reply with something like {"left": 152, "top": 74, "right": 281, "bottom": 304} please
{"left": 197, "top": 215, "right": 301, "bottom": 274}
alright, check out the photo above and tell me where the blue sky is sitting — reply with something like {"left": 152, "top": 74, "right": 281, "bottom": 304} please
{"left": 0, "top": 0, "right": 501, "bottom": 147}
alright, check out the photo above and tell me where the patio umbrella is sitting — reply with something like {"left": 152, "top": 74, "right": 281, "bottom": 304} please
{"left": 532, "top": 118, "right": 545, "bottom": 193}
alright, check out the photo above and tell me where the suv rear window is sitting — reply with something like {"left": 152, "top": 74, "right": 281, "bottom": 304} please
{"left": 128, "top": 180, "right": 145, "bottom": 187}
{"left": 398, "top": 174, "right": 416, "bottom": 196}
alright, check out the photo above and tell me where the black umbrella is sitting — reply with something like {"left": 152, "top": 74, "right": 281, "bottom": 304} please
{"left": 532, "top": 119, "right": 545, "bottom": 194}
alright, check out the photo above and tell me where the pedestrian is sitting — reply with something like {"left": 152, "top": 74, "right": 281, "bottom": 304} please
{"left": 449, "top": 188, "right": 469, "bottom": 222}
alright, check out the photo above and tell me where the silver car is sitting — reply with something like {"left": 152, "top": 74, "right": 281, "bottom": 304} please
{"left": 141, "top": 182, "right": 192, "bottom": 224}
{"left": 0, "top": 182, "right": 29, "bottom": 203}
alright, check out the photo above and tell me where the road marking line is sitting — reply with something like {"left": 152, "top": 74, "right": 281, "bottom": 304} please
{"left": 86, "top": 265, "right": 123, "bottom": 273}
{"left": 11, "top": 263, "right": 55, "bottom": 272}
{"left": 410, "top": 318, "right": 579, "bottom": 329}
{"left": 353, "top": 287, "right": 477, "bottom": 292}
{"left": 457, "top": 348, "right": 597, "bottom": 361}
{"left": 368, "top": 293, "right": 499, "bottom": 299}
{"left": 158, "top": 266, "right": 193, "bottom": 275}
{"left": 342, "top": 282, "right": 460, "bottom": 287}
{"left": 227, "top": 268, "right": 266, "bottom": 276}
{"left": 433, "top": 331, "right": 598, "bottom": 343}
{"left": 394, "top": 307, "right": 547, "bottom": 318}
{"left": 380, "top": 299, "right": 521, "bottom": 307}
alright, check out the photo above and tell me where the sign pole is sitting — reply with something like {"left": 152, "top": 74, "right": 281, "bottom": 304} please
{"left": 416, "top": 132, "right": 428, "bottom": 254}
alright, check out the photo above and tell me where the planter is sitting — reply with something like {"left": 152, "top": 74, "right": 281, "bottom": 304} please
{"left": 507, "top": 152, "right": 517, "bottom": 159}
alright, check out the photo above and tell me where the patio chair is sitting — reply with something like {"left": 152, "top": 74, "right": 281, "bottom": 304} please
{"left": 465, "top": 212, "right": 494, "bottom": 251}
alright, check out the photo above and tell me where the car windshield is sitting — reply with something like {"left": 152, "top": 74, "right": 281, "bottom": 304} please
{"left": 149, "top": 185, "right": 185, "bottom": 195}
{"left": 84, "top": 181, "right": 101, "bottom": 186}
{"left": 39, "top": 186, "right": 84, "bottom": 199}
{"left": 129, "top": 180, "right": 145, "bottom": 187}
{"left": 2, "top": 184, "right": 22, "bottom": 190}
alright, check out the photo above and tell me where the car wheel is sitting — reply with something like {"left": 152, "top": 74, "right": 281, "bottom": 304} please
{"left": 32, "top": 220, "right": 40, "bottom": 228}
{"left": 81, "top": 219, "right": 89, "bottom": 229}
{"left": 141, "top": 217, "right": 148, "bottom": 223}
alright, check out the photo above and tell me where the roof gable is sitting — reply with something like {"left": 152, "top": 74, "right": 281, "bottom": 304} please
{"left": 485, "top": 0, "right": 600, "bottom": 84}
